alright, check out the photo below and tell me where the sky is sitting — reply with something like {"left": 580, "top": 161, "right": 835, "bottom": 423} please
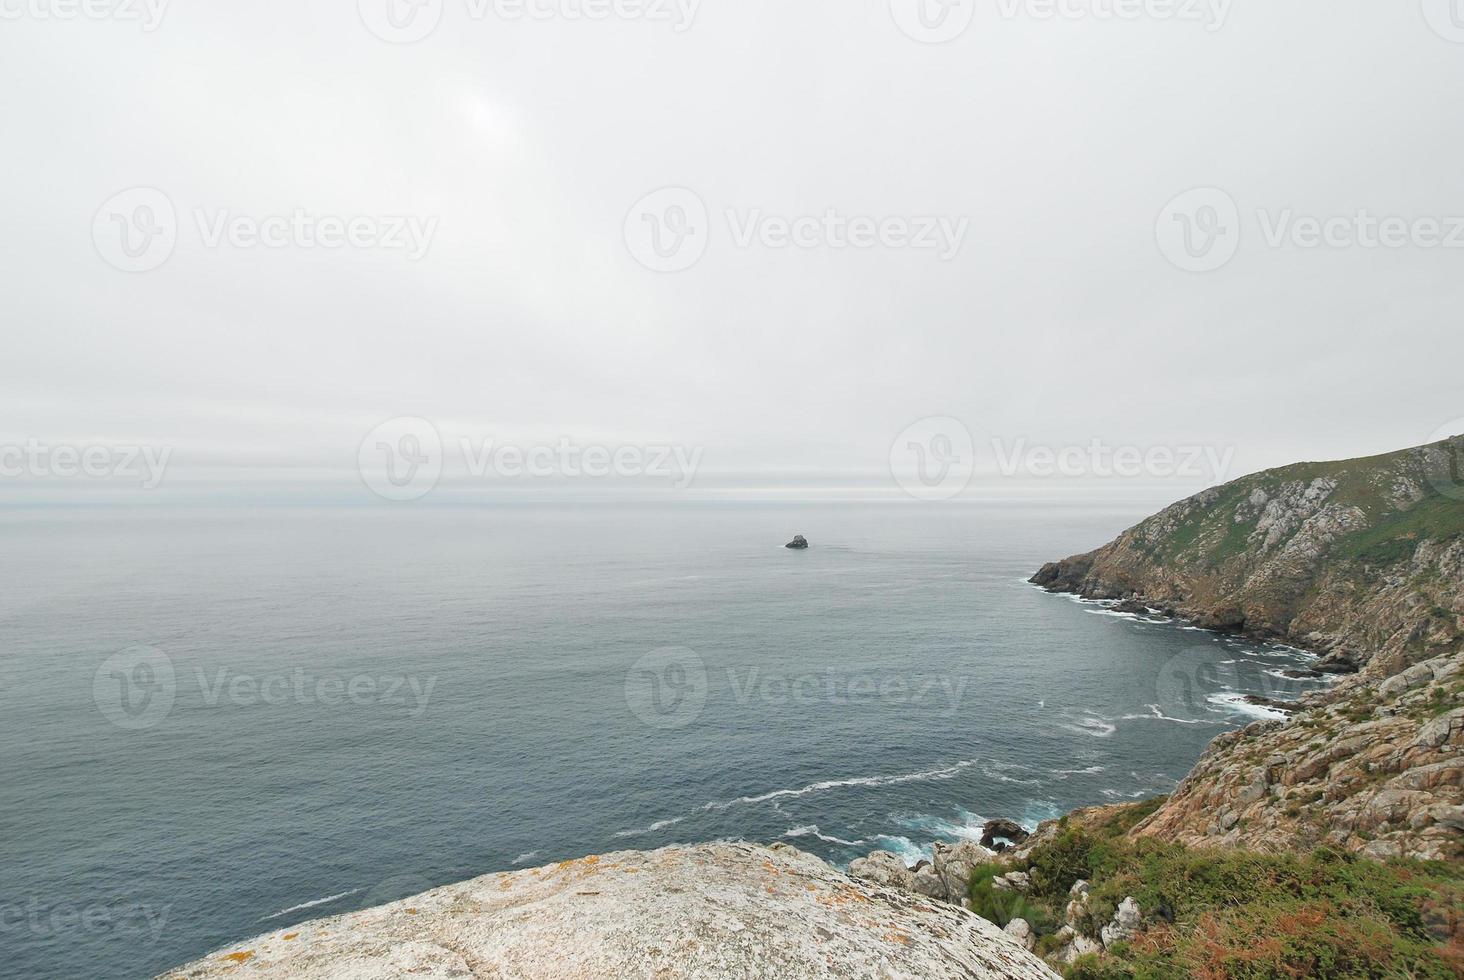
{"left": 1, "top": 0, "right": 1462, "bottom": 499}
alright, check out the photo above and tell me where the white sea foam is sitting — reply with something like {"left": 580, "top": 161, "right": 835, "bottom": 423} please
{"left": 701, "top": 759, "right": 982, "bottom": 811}
{"left": 1062, "top": 717, "right": 1117, "bottom": 738}
{"left": 511, "top": 851, "right": 540, "bottom": 865}
{"left": 612, "top": 816, "right": 685, "bottom": 837}
{"left": 1052, "top": 765, "right": 1106, "bottom": 776}
{"left": 1208, "top": 692, "right": 1291, "bottom": 721}
{"left": 782, "top": 825, "right": 868, "bottom": 847}
{"left": 1119, "top": 704, "right": 1221, "bottom": 726}
{"left": 260, "top": 888, "right": 361, "bottom": 921}
{"left": 870, "top": 834, "right": 930, "bottom": 865}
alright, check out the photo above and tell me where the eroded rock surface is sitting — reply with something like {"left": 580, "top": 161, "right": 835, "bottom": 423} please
{"left": 162, "top": 843, "right": 1058, "bottom": 980}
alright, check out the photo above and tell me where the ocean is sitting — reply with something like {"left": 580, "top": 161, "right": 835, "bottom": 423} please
{"left": 0, "top": 499, "right": 1329, "bottom": 978}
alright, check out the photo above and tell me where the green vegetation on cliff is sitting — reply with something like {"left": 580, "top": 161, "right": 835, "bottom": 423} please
{"left": 972, "top": 802, "right": 1463, "bottom": 979}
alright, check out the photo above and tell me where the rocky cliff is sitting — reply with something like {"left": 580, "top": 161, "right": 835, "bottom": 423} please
{"left": 1032, "top": 435, "right": 1464, "bottom": 678}
{"left": 161, "top": 842, "right": 1059, "bottom": 980}
{"left": 1033, "top": 435, "right": 1464, "bottom": 861}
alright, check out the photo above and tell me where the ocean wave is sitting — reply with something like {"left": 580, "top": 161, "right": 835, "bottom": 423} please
{"left": 1208, "top": 692, "right": 1291, "bottom": 721}
{"left": 1119, "top": 704, "right": 1222, "bottom": 726}
{"left": 260, "top": 888, "right": 361, "bottom": 921}
{"left": 1052, "top": 765, "right": 1106, "bottom": 776}
{"left": 511, "top": 851, "right": 540, "bottom": 865}
{"left": 870, "top": 834, "right": 930, "bottom": 865}
{"left": 612, "top": 816, "right": 685, "bottom": 838}
{"left": 701, "top": 759, "right": 982, "bottom": 811}
{"left": 1062, "top": 717, "right": 1117, "bottom": 738}
{"left": 782, "top": 825, "right": 868, "bottom": 847}
{"left": 896, "top": 808, "right": 988, "bottom": 842}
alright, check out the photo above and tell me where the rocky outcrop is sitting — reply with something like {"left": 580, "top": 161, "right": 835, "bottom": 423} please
{"left": 161, "top": 843, "right": 1058, "bottom": 980}
{"left": 1032, "top": 436, "right": 1464, "bottom": 862}
{"left": 1032, "top": 435, "right": 1464, "bottom": 679}
{"left": 1131, "top": 650, "right": 1463, "bottom": 861}
{"left": 980, "top": 819, "right": 1030, "bottom": 851}
{"left": 849, "top": 840, "right": 998, "bottom": 906}
{"left": 785, "top": 534, "right": 809, "bottom": 550}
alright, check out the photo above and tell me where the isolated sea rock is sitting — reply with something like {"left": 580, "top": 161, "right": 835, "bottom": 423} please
{"left": 981, "top": 818, "right": 1031, "bottom": 850}
{"left": 785, "top": 534, "right": 809, "bottom": 549}
{"left": 161, "top": 843, "right": 1060, "bottom": 980}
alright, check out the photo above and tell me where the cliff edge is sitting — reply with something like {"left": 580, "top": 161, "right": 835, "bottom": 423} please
{"left": 161, "top": 842, "right": 1059, "bottom": 980}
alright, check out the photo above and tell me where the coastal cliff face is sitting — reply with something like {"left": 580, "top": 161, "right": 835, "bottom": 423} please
{"left": 1033, "top": 436, "right": 1464, "bottom": 861}
{"left": 1032, "top": 435, "right": 1464, "bottom": 678}
{"left": 162, "top": 843, "right": 1059, "bottom": 980}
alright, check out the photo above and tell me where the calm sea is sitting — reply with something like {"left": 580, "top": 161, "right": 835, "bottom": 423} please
{"left": 1, "top": 499, "right": 1326, "bottom": 978}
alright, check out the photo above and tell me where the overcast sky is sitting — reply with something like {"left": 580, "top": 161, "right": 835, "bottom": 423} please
{"left": 2, "top": 0, "right": 1461, "bottom": 497}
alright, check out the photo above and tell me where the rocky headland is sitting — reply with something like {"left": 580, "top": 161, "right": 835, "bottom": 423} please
{"left": 161, "top": 437, "right": 1463, "bottom": 978}
{"left": 1032, "top": 435, "right": 1463, "bottom": 863}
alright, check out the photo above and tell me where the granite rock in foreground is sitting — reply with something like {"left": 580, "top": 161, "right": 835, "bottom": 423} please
{"left": 161, "top": 842, "right": 1059, "bottom": 980}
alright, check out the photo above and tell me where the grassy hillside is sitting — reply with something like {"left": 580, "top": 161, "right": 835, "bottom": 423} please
{"left": 971, "top": 802, "right": 1464, "bottom": 979}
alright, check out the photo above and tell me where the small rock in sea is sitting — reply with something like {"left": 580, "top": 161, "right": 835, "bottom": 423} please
{"left": 785, "top": 535, "right": 809, "bottom": 550}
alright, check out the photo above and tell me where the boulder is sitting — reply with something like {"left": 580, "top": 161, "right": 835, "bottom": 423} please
{"left": 1004, "top": 917, "right": 1036, "bottom": 952}
{"left": 785, "top": 534, "right": 809, "bottom": 550}
{"left": 932, "top": 840, "right": 997, "bottom": 902}
{"left": 1100, "top": 896, "right": 1142, "bottom": 947}
{"left": 981, "top": 819, "right": 1031, "bottom": 850}
{"left": 847, "top": 849, "right": 916, "bottom": 892}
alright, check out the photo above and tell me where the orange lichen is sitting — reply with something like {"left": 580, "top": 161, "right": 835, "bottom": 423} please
{"left": 221, "top": 951, "right": 254, "bottom": 965}
{"left": 281, "top": 933, "right": 299, "bottom": 941}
